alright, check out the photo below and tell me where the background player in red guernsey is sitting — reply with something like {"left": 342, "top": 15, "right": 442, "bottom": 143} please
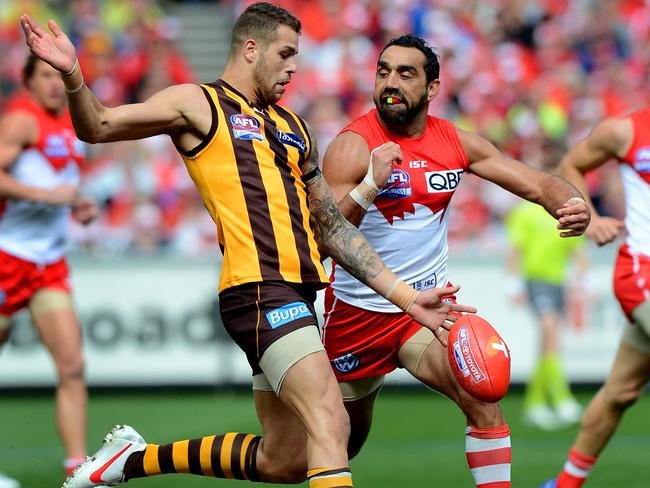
{"left": 321, "top": 35, "right": 590, "bottom": 488}
{"left": 540, "top": 109, "right": 650, "bottom": 488}
{"left": 0, "top": 54, "right": 97, "bottom": 477}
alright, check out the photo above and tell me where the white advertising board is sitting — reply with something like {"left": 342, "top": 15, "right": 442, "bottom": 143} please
{"left": 0, "top": 251, "right": 626, "bottom": 387}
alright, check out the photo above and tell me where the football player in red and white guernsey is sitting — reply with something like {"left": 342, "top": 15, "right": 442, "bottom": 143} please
{"left": 0, "top": 54, "right": 97, "bottom": 478}
{"left": 541, "top": 109, "right": 650, "bottom": 488}
{"left": 322, "top": 35, "right": 590, "bottom": 488}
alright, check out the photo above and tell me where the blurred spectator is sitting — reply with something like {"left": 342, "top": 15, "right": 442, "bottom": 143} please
{"left": 4, "top": 0, "right": 649, "bottom": 256}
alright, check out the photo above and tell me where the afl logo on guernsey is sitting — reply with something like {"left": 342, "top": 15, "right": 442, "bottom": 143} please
{"left": 633, "top": 147, "right": 650, "bottom": 172}
{"left": 378, "top": 169, "right": 411, "bottom": 199}
{"left": 230, "top": 114, "right": 264, "bottom": 141}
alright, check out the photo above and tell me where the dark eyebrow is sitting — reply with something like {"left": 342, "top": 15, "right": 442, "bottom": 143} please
{"left": 280, "top": 45, "right": 298, "bottom": 55}
{"left": 377, "top": 60, "right": 417, "bottom": 74}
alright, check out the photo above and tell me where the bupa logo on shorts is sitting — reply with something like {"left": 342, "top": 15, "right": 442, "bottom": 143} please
{"left": 0, "top": 289, "right": 5, "bottom": 306}
{"left": 266, "top": 301, "right": 312, "bottom": 329}
{"left": 425, "top": 169, "right": 464, "bottom": 193}
{"left": 634, "top": 147, "right": 650, "bottom": 172}
{"left": 452, "top": 326, "right": 486, "bottom": 384}
{"left": 276, "top": 130, "right": 306, "bottom": 151}
{"left": 230, "top": 114, "right": 264, "bottom": 141}
{"left": 332, "top": 353, "right": 360, "bottom": 373}
{"left": 378, "top": 169, "right": 411, "bottom": 199}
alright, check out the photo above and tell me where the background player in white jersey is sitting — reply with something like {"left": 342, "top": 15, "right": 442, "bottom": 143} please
{"left": 541, "top": 109, "right": 650, "bottom": 488}
{"left": 322, "top": 35, "right": 590, "bottom": 488}
{"left": 0, "top": 54, "right": 97, "bottom": 478}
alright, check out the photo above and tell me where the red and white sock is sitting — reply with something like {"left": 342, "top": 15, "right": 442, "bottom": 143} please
{"left": 64, "top": 456, "right": 86, "bottom": 477}
{"left": 556, "top": 447, "right": 597, "bottom": 488}
{"left": 465, "top": 424, "right": 511, "bottom": 488}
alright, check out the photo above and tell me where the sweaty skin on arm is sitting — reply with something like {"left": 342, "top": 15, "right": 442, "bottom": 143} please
{"left": 558, "top": 117, "right": 632, "bottom": 245}
{"left": 458, "top": 129, "right": 591, "bottom": 238}
{"left": 65, "top": 83, "right": 211, "bottom": 152}
{"left": 323, "top": 131, "right": 375, "bottom": 226}
{"left": 322, "top": 131, "right": 401, "bottom": 227}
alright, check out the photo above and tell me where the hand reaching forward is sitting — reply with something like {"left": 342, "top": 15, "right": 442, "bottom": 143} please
{"left": 586, "top": 214, "right": 625, "bottom": 246}
{"left": 20, "top": 14, "right": 77, "bottom": 73}
{"left": 407, "top": 284, "right": 477, "bottom": 347}
{"left": 556, "top": 197, "right": 591, "bottom": 237}
{"left": 72, "top": 196, "right": 99, "bottom": 225}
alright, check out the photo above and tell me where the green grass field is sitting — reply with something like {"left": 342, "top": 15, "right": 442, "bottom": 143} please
{"left": 2, "top": 389, "right": 649, "bottom": 487}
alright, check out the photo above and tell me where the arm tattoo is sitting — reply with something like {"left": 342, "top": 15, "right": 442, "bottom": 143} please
{"left": 301, "top": 123, "right": 385, "bottom": 283}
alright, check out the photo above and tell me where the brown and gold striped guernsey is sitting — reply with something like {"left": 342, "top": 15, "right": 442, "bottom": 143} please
{"left": 178, "top": 79, "right": 328, "bottom": 292}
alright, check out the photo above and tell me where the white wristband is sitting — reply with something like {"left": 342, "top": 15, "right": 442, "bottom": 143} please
{"left": 365, "top": 144, "right": 392, "bottom": 191}
{"left": 348, "top": 144, "right": 391, "bottom": 209}
{"left": 349, "top": 185, "right": 372, "bottom": 210}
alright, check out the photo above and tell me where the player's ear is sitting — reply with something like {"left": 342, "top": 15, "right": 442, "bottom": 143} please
{"left": 427, "top": 79, "right": 441, "bottom": 102}
{"left": 243, "top": 39, "right": 259, "bottom": 63}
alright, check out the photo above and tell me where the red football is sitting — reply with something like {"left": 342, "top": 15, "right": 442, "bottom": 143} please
{"left": 447, "top": 314, "right": 511, "bottom": 403}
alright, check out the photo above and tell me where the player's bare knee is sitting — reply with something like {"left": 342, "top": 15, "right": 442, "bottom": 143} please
{"left": 56, "top": 353, "right": 85, "bottom": 382}
{"left": 310, "top": 398, "right": 350, "bottom": 446}
{"left": 462, "top": 397, "right": 505, "bottom": 428}
{"left": 605, "top": 382, "right": 643, "bottom": 411}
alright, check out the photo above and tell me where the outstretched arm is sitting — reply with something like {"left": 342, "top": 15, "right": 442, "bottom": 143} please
{"left": 558, "top": 117, "right": 630, "bottom": 245}
{"left": 459, "top": 129, "right": 591, "bottom": 237}
{"left": 20, "top": 14, "right": 206, "bottom": 147}
{"left": 302, "top": 124, "right": 475, "bottom": 345}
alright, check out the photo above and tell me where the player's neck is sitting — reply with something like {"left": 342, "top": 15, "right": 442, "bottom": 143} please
{"left": 221, "top": 65, "right": 266, "bottom": 108}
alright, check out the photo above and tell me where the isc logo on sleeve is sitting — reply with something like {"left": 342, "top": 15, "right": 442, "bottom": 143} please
{"left": 266, "top": 302, "right": 312, "bottom": 329}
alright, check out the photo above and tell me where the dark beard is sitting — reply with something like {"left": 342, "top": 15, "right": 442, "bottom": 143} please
{"left": 376, "top": 92, "right": 428, "bottom": 127}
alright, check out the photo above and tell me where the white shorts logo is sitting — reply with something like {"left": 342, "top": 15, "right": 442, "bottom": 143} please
{"left": 332, "top": 353, "right": 360, "bottom": 373}
{"left": 266, "top": 302, "right": 312, "bottom": 329}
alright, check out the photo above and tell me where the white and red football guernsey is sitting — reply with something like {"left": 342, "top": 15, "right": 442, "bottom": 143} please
{"left": 330, "top": 109, "right": 469, "bottom": 312}
{"left": 0, "top": 95, "right": 85, "bottom": 264}
{"left": 612, "top": 108, "right": 650, "bottom": 318}
{"left": 619, "top": 109, "right": 650, "bottom": 258}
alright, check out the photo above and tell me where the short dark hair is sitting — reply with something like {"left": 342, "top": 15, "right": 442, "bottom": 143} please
{"left": 231, "top": 2, "right": 301, "bottom": 54}
{"left": 380, "top": 35, "right": 440, "bottom": 83}
{"left": 22, "top": 53, "right": 41, "bottom": 85}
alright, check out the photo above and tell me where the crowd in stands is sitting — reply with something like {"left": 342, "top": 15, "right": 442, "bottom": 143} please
{"left": 2, "top": 0, "right": 649, "bottom": 256}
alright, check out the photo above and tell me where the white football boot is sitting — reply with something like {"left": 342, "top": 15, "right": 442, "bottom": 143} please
{"left": 62, "top": 425, "right": 147, "bottom": 488}
{"left": 555, "top": 399, "right": 583, "bottom": 426}
{"left": 523, "top": 405, "right": 562, "bottom": 430}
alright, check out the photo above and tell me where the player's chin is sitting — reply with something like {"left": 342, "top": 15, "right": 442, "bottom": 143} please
{"left": 273, "top": 84, "right": 287, "bottom": 98}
